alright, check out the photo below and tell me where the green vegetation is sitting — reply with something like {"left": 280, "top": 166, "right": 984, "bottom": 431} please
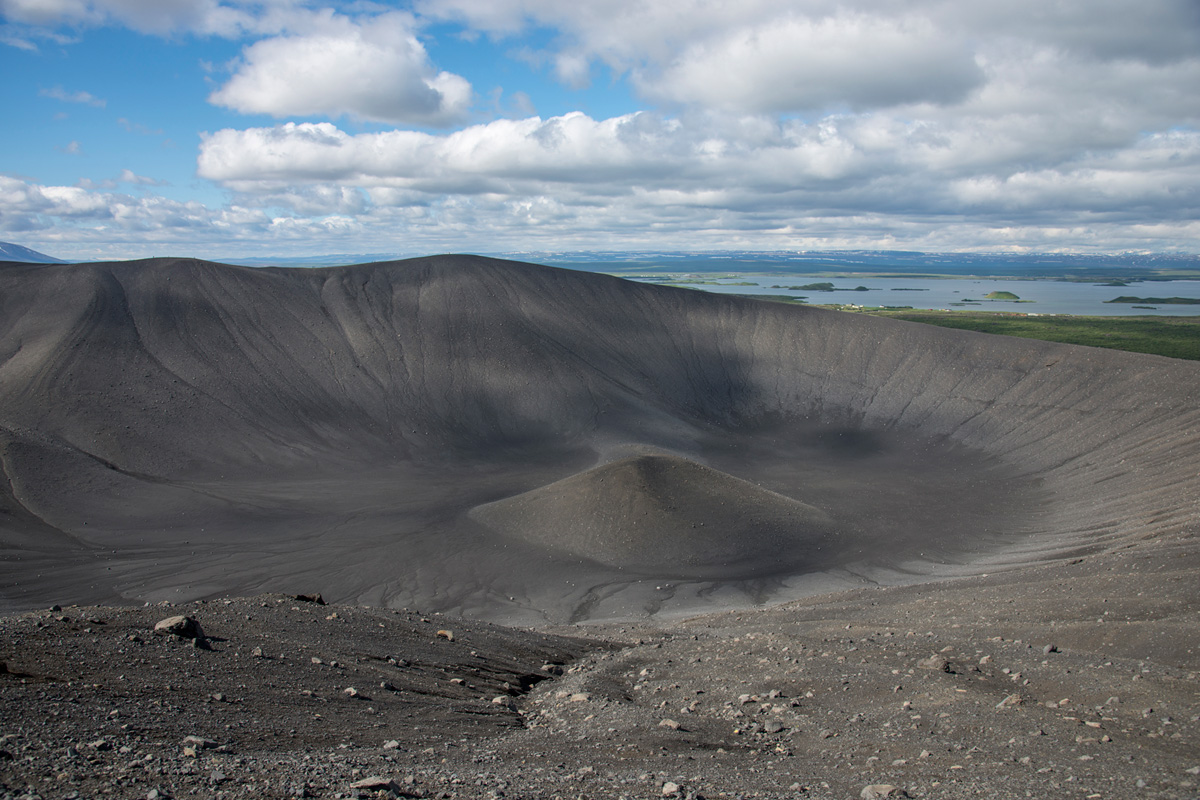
{"left": 984, "top": 290, "right": 1021, "bottom": 300}
{"left": 1106, "top": 296, "right": 1200, "bottom": 305}
{"left": 863, "top": 310, "right": 1200, "bottom": 360}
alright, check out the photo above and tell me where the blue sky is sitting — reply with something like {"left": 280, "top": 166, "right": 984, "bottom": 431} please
{"left": 2, "top": 0, "right": 1199, "bottom": 261}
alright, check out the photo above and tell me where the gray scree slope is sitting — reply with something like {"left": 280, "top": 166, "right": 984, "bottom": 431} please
{"left": 0, "top": 255, "right": 1196, "bottom": 623}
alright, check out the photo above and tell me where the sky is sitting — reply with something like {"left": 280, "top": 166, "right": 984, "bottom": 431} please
{"left": 2, "top": 0, "right": 1200, "bottom": 261}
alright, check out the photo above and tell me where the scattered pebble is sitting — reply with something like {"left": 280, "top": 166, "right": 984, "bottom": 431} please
{"left": 153, "top": 615, "right": 203, "bottom": 640}
{"left": 182, "top": 736, "right": 217, "bottom": 750}
{"left": 350, "top": 776, "right": 397, "bottom": 791}
{"left": 917, "top": 655, "right": 950, "bottom": 672}
{"left": 997, "top": 693, "right": 1023, "bottom": 708}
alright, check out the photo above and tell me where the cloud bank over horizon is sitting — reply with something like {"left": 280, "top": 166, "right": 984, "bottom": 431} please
{"left": 2, "top": 0, "right": 1199, "bottom": 259}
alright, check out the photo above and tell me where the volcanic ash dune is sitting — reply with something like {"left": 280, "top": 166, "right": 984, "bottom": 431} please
{"left": 471, "top": 454, "right": 834, "bottom": 578}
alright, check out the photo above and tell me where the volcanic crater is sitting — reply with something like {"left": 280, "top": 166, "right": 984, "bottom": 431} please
{"left": 0, "top": 254, "right": 1196, "bottom": 625}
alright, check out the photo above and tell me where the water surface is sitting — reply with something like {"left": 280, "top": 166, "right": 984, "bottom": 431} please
{"left": 631, "top": 275, "right": 1200, "bottom": 316}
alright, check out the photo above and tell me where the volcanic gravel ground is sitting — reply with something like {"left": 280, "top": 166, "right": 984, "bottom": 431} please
{"left": 2, "top": 537, "right": 1197, "bottom": 800}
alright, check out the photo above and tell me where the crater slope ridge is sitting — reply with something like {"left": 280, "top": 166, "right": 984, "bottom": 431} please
{"left": 0, "top": 255, "right": 1197, "bottom": 623}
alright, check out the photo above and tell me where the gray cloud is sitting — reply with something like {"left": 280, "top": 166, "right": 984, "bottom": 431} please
{"left": 0, "top": 0, "right": 256, "bottom": 36}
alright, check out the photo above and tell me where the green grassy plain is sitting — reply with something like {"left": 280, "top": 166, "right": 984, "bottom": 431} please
{"left": 865, "top": 310, "right": 1200, "bottom": 361}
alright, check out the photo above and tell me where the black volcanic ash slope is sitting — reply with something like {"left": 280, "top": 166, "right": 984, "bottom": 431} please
{"left": 0, "top": 255, "right": 1197, "bottom": 622}
{"left": 471, "top": 454, "right": 835, "bottom": 578}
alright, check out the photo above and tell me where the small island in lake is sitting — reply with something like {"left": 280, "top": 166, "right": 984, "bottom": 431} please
{"left": 1106, "top": 296, "right": 1200, "bottom": 304}
{"left": 773, "top": 282, "right": 870, "bottom": 292}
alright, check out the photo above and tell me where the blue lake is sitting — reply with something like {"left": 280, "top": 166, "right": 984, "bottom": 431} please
{"left": 629, "top": 276, "right": 1200, "bottom": 317}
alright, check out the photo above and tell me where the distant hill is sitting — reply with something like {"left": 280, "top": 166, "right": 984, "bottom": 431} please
{"left": 222, "top": 252, "right": 404, "bottom": 267}
{"left": 0, "top": 242, "right": 63, "bottom": 263}
{"left": 164, "top": 249, "right": 1200, "bottom": 279}
{"left": 532, "top": 249, "right": 1200, "bottom": 280}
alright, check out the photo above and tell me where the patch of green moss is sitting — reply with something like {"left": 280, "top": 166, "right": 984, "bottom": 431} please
{"left": 865, "top": 311, "right": 1200, "bottom": 360}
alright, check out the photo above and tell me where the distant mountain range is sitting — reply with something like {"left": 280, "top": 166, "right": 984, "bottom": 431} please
{"left": 223, "top": 253, "right": 403, "bottom": 268}
{"left": 0, "top": 242, "right": 63, "bottom": 263}
{"left": 528, "top": 249, "right": 1200, "bottom": 279}
{"left": 224, "top": 249, "right": 1200, "bottom": 281}
{"left": 7, "top": 245, "right": 1199, "bottom": 279}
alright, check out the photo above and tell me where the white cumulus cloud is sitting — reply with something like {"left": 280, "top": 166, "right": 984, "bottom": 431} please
{"left": 195, "top": 111, "right": 1200, "bottom": 233}
{"left": 208, "top": 12, "right": 472, "bottom": 126}
{"left": 197, "top": 114, "right": 720, "bottom": 193}
{"left": 638, "top": 14, "right": 984, "bottom": 113}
